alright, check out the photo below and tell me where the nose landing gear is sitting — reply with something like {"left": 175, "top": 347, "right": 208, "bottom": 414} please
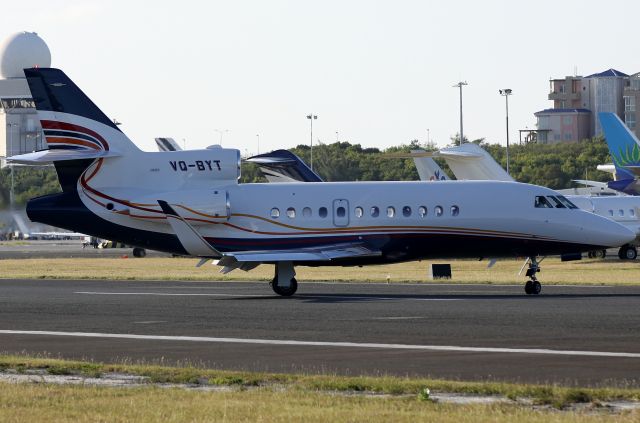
{"left": 523, "top": 257, "right": 542, "bottom": 295}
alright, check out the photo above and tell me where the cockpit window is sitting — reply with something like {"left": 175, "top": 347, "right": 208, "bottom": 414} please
{"left": 547, "top": 196, "right": 566, "bottom": 208}
{"left": 556, "top": 195, "right": 578, "bottom": 209}
{"left": 535, "top": 196, "right": 553, "bottom": 208}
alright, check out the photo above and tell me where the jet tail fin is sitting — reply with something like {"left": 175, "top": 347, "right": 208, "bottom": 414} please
{"left": 247, "top": 150, "right": 323, "bottom": 182}
{"left": 22, "top": 68, "right": 140, "bottom": 192}
{"left": 599, "top": 112, "right": 639, "bottom": 181}
{"left": 410, "top": 150, "right": 450, "bottom": 181}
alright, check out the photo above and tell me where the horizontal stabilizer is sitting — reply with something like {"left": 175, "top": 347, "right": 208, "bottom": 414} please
{"left": 158, "top": 200, "right": 222, "bottom": 258}
{"left": 7, "top": 149, "right": 121, "bottom": 164}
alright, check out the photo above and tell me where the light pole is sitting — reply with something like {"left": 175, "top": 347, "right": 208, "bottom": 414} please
{"left": 335, "top": 131, "right": 339, "bottom": 142}
{"left": 306, "top": 114, "right": 317, "bottom": 170}
{"left": 453, "top": 81, "right": 468, "bottom": 145}
{"left": 256, "top": 134, "right": 260, "bottom": 155}
{"left": 426, "top": 128, "right": 430, "bottom": 146}
{"left": 499, "top": 88, "right": 512, "bottom": 175}
{"left": 214, "top": 129, "right": 229, "bottom": 144}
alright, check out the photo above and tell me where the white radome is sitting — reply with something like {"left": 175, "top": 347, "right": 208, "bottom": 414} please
{"left": 0, "top": 32, "right": 51, "bottom": 79}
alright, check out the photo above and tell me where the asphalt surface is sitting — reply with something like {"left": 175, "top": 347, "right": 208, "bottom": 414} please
{"left": 1, "top": 279, "right": 639, "bottom": 387}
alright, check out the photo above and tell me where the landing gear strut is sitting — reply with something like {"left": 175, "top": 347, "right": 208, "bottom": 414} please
{"left": 524, "top": 257, "right": 542, "bottom": 295}
{"left": 271, "top": 261, "right": 298, "bottom": 296}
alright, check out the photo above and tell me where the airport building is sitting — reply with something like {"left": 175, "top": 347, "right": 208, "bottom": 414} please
{"left": 623, "top": 72, "right": 640, "bottom": 135}
{"left": 535, "top": 69, "right": 633, "bottom": 143}
{"left": 0, "top": 32, "right": 51, "bottom": 167}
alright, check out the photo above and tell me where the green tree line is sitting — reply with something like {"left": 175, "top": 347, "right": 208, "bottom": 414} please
{"left": 0, "top": 137, "right": 614, "bottom": 208}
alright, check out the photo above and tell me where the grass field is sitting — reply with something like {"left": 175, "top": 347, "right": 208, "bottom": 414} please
{"left": 0, "top": 256, "right": 639, "bottom": 285}
{"left": 0, "top": 355, "right": 638, "bottom": 422}
{"left": 2, "top": 382, "right": 636, "bottom": 423}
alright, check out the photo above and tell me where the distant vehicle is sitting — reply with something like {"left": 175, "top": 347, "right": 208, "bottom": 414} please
{"left": 9, "top": 68, "right": 634, "bottom": 296}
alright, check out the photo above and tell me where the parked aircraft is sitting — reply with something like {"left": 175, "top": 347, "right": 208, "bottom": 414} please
{"left": 10, "top": 68, "right": 634, "bottom": 296}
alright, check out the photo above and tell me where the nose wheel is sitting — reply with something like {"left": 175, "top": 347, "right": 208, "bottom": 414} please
{"left": 524, "top": 257, "right": 542, "bottom": 295}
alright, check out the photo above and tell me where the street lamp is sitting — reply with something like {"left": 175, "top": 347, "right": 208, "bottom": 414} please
{"left": 499, "top": 88, "right": 513, "bottom": 175}
{"left": 306, "top": 114, "right": 317, "bottom": 170}
{"left": 453, "top": 81, "right": 468, "bottom": 145}
{"left": 256, "top": 134, "right": 260, "bottom": 155}
{"left": 214, "top": 129, "right": 229, "bottom": 144}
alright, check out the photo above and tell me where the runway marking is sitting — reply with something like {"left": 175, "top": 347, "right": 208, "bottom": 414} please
{"left": 74, "top": 291, "right": 463, "bottom": 301}
{"left": 1, "top": 330, "right": 639, "bottom": 358}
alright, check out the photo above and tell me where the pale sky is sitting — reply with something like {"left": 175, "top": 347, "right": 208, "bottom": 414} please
{"left": 2, "top": 0, "right": 639, "bottom": 154}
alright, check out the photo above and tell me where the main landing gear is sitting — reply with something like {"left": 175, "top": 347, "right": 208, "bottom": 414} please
{"left": 271, "top": 261, "right": 298, "bottom": 296}
{"left": 524, "top": 257, "right": 542, "bottom": 295}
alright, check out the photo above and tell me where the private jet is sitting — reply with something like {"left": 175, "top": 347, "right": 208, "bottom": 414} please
{"left": 10, "top": 68, "right": 634, "bottom": 296}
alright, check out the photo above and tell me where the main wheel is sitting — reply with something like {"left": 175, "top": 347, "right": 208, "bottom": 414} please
{"left": 531, "top": 281, "right": 541, "bottom": 295}
{"left": 524, "top": 280, "right": 533, "bottom": 295}
{"left": 271, "top": 277, "right": 298, "bottom": 296}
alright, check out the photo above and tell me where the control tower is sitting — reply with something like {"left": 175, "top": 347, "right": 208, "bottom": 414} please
{"left": 0, "top": 32, "right": 51, "bottom": 166}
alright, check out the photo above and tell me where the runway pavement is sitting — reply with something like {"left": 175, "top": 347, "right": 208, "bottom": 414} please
{"left": 1, "top": 279, "right": 639, "bottom": 387}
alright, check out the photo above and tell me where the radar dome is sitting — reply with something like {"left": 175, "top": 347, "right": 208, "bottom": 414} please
{"left": 0, "top": 32, "right": 51, "bottom": 79}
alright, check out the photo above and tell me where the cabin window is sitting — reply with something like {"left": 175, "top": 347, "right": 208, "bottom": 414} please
{"left": 286, "top": 207, "right": 296, "bottom": 218}
{"left": 631, "top": 209, "right": 636, "bottom": 217}
{"left": 303, "top": 207, "right": 312, "bottom": 217}
{"left": 435, "top": 205, "right": 443, "bottom": 217}
{"left": 354, "top": 206, "right": 363, "bottom": 218}
{"left": 451, "top": 205, "right": 460, "bottom": 216}
{"left": 319, "top": 207, "right": 328, "bottom": 218}
{"left": 609, "top": 209, "right": 614, "bottom": 217}
{"left": 418, "top": 206, "right": 427, "bottom": 217}
{"left": 387, "top": 206, "right": 396, "bottom": 218}
{"left": 619, "top": 209, "right": 624, "bottom": 217}
{"left": 556, "top": 195, "right": 578, "bottom": 209}
{"left": 535, "top": 196, "right": 553, "bottom": 208}
{"left": 337, "top": 206, "right": 346, "bottom": 217}
{"left": 547, "top": 196, "right": 566, "bottom": 208}
{"left": 402, "top": 206, "right": 411, "bottom": 217}
{"left": 371, "top": 206, "right": 380, "bottom": 217}
{"left": 270, "top": 208, "right": 280, "bottom": 218}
